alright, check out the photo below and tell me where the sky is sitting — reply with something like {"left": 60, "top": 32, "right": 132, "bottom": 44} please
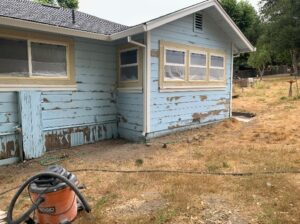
{"left": 79, "top": 0, "right": 260, "bottom": 26}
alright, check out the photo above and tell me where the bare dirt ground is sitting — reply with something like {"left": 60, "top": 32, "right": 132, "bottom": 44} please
{"left": 1, "top": 74, "right": 300, "bottom": 223}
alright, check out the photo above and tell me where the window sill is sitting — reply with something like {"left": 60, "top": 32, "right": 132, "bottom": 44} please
{"left": 0, "top": 84, "right": 77, "bottom": 91}
{"left": 159, "top": 86, "right": 226, "bottom": 92}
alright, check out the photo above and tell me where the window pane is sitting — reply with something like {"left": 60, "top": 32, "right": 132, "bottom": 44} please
{"left": 189, "top": 67, "right": 206, "bottom": 80}
{"left": 164, "top": 65, "right": 185, "bottom": 81}
{"left": 0, "top": 38, "right": 28, "bottom": 76}
{"left": 166, "top": 50, "right": 185, "bottom": 64}
{"left": 31, "top": 42, "right": 67, "bottom": 77}
{"left": 211, "top": 55, "right": 224, "bottom": 68}
{"left": 210, "top": 68, "right": 224, "bottom": 80}
{"left": 120, "top": 66, "right": 138, "bottom": 81}
{"left": 190, "top": 53, "right": 206, "bottom": 66}
{"left": 120, "top": 49, "right": 137, "bottom": 65}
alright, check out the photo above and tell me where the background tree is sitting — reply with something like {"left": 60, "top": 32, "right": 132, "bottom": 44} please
{"left": 260, "top": 0, "right": 300, "bottom": 74}
{"left": 220, "top": 0, "right": 261, "bottom": 70}
{"left": 248, "top": 38, "right": 271, "bottom": 79}
{"left": 34, "top": 0, "right": 78, "bottom": 9}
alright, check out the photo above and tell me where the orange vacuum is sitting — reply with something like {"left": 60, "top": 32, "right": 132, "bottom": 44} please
{"left": 6, "top": 165, "right": 91, "bottom": 224}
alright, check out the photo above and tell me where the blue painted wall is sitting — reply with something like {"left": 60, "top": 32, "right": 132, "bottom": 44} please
{"left": 148, "top": 10, "right": 232, "bottom": 137}
{"left": 0, "top": 92, "right": 20, "bottom": 160}
{"left": 41, "top": 38, "right": 118, "bottom": 151}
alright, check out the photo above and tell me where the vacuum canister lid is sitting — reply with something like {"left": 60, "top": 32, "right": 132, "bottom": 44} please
{"left": 29, "top": 165, "right": 78, "bottom": 194}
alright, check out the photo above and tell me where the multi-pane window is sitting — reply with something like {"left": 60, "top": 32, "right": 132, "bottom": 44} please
{"left": 120, "top": 48, "right": 139, "bottom": 82}
{"left": 0, "top": 37, "right": 68, "bottom": 77}
{"left": 0, "top": 29, "right": 75, "bottom": 89}
{"left": 160, "top": 41, "right": 226, "bottom": 89}
{"left": 164, "top": 49, "right": 186, "bottom": 81}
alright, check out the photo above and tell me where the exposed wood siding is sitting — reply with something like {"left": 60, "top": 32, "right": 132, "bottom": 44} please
{"left": 0, "top": 92, "right": 19, "bottom": 160}
{"left": 149, "top": 11, "right": 232, "bottom": 136}
{"left": 41, "top": 38, "right": 118, "bottom": 150}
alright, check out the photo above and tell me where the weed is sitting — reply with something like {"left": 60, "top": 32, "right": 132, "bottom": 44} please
{"left": 95, "top": 194, "right": 117, "bottom": 210}
{"left": 206, "top": 164, "right": 220, "bottom": 172}
{"left": 156, "top": 209, "right": 177, "bottom": 224}
{"left": 222, "top": 161, "right": 230, "bottom": 168}
{"left": 135, "top": 159, "right": 144, "bottom": 166}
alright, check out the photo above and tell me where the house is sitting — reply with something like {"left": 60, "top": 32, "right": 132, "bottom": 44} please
{"left": 0, "top": 0, "right": 254, "bottom": 165}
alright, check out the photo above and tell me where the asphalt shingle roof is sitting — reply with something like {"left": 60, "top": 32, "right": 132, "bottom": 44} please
{"left": 0, "top": 0, "right": 130, "bottom": 35}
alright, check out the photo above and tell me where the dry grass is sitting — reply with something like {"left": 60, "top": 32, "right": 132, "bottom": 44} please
{"left": 1, "top": 74, "right": 300, "bottom": 223}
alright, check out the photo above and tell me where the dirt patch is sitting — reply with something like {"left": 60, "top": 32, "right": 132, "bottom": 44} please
{"left": 108, "top": 192, "right": 166, "bottom": 217}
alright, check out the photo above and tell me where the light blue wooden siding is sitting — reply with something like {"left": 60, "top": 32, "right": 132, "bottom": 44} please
{"left": 149, "top": 11, "right": 232, "bottom": 135}
{"left": 41, "top": 38, "right": 118, "bottom": 150}
{"left": 115, "top": 35, "right": 145, "bottom": 142}
{"left": 0, "top": 92, "right": 20, "bottom": 159}
{"left": 117, "top": 92, "right": 144, "bottom": 141}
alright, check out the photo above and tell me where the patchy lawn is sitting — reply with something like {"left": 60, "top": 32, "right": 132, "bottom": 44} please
{"left": 1, "top": 74, "right": 300, "bottom": 223}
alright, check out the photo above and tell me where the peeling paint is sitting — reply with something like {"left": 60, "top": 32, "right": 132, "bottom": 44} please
{"left": 167, "top": 96, "right": 181, "bottom": 102}
{"left": 200, "top": 96, "right": 208, "bottom": 101}
{"left": 192, "top": 109, "right": 228, "bottom": 122}
{"left": 151, "top": 49, "right": 160, "bottom": 58}
{"left": 0, "top": 139, "right": 19, "bottom": 160}
{"left": 44, "top": 124, "right": 113, "bottom": 151}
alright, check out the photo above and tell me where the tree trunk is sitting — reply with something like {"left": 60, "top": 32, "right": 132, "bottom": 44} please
{"left": 291, "top": 49, "right": 299, "bottom": 75}
{"left": 258, "top": 66, "right": 265, "bottom": 80}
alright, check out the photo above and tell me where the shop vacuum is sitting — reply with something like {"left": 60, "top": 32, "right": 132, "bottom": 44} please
{"left": 6, "top": 165, "right": 91, "bottom": 224}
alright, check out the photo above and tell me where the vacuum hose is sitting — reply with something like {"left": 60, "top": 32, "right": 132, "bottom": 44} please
{"left": 6, "top": 172, "right": 91, "bottom": 224}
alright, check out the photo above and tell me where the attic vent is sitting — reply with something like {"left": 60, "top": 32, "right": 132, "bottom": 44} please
{"left": 194, "top": 13, "right": 203, "bottom": 32}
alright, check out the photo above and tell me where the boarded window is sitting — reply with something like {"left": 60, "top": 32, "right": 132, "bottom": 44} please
{"left": 119, "top": 49, "right": 139, "bottom": 82}
{"left": 164, "top": 49, "right": 185, "bottom": 81}
{"left": 0, "top": 38, "right": 29, "bottom": 76}
{"left": 31, "top": 42, "right": 67, "bottom": 77}
{"left": 209, "top": 55, "right": 225, "bottom": 81}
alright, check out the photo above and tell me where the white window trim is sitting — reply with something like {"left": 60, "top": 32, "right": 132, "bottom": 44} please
{"left": 188, "top": 50, "right": 208, "bottom": 82}
{"left": 209, "top": 53, "right": 225, "bottom": 82}
{"left": 163, "top": 47, "right": 187, "bottom": 82}
{"left": 119, "top": 47, "right": 140, "bottom": 83}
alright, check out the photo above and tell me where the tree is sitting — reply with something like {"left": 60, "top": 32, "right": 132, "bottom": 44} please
{"left": 260, "top": 0, "right": 300, "bottom": 74}
{"left": 34, "top": 0, "right": 78, "bottom": 9}
{"left": 248, "top": 41, "right": 271, "bottom": 80}
{"left": 220, "top": 0, "right": 261, "bottom": 70}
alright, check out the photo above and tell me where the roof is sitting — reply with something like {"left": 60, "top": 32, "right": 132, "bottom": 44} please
{"left": 0, "top": 0, "right": 254, "bottom": 53}
{"left": 0, "top": 0, "right": 129, "bottom": 35}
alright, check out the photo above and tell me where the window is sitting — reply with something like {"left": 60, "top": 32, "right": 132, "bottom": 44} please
{"left": 194, "top": 13, "right": 203, "bottom": 32}
{"left": 0, "top": 38, "right": 28, "bottom": 76}
{"left": 118, "top": 45, "right": 143, "bottom": 89}
{"left": 160, "top": 40, "right": 226, "bottom": 90}
{"left": 0, "top": 29, "right": 75, "bottom": 89}
{"left": 209, "top": 55, "right": 225, "bottom": 81}
{"left": 120, "top": 49, "right": 138, "bottom": 81}
{"left": 164, "top": 49, "right": 186, "bottom": 81}
{"left": 189, "top": 52, "right": 207, "bottom": 81}
{"left": 31, "top": 42, "right": 67, "bottom": 77}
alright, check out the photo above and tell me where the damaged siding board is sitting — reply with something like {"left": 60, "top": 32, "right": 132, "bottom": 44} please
{"left": 0, "top": 134, "right": 19, "bottom": 160}
{"left": 150, "top": 12, "right": 232, "bottom": 134}
{"left": 41, "top": 38, "right": 118, "bottom": 150}
{"left": 19, "top": 91, "right": 45, "bottom": 159}
{"left": 44, "top": 123, "right": 117, "bottom": 151}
